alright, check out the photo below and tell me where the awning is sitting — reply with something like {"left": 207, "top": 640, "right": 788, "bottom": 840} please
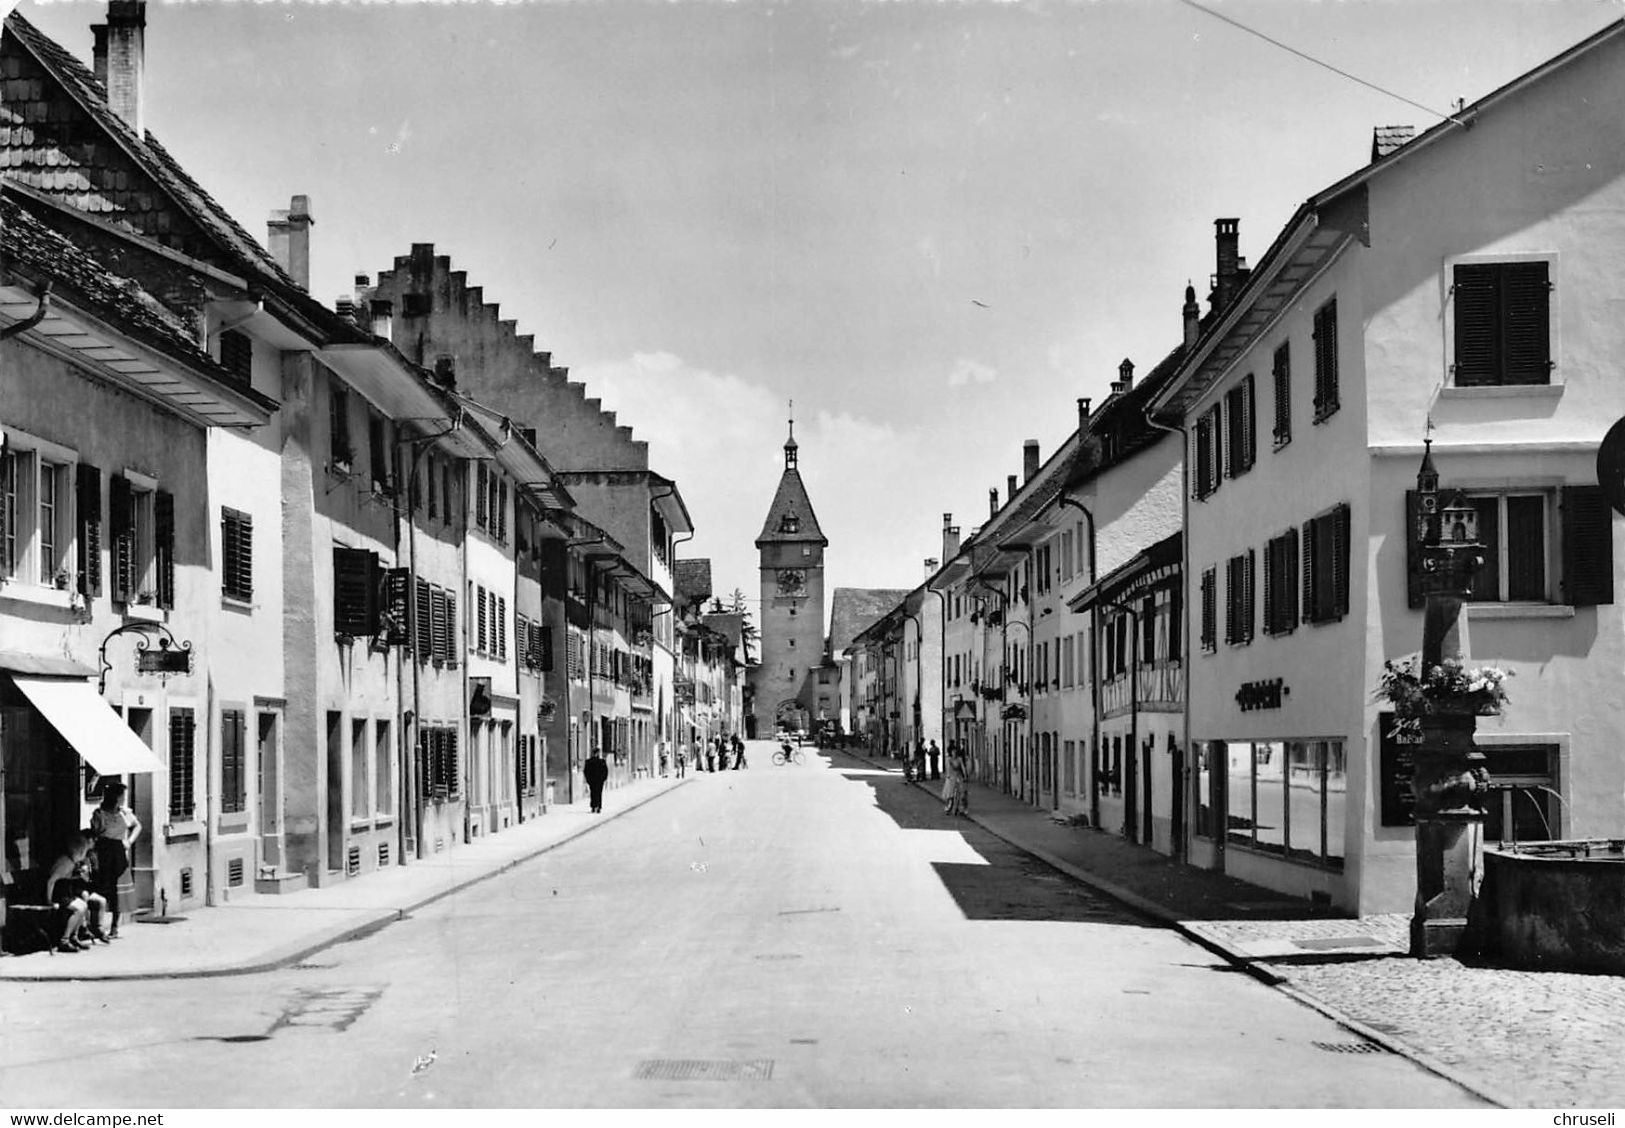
{"left": 10, "top": 675, "right": 166, "bottom": 775}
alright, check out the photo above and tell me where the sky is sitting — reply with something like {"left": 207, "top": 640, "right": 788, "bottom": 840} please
{"left": 11, "top": 0, "right": 1623, "bottom": 629}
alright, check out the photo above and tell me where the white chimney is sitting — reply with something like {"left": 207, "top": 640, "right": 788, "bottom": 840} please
{"left": 92, "top": 2, "right": 146, "bottom": 136}
{"left": 267, "top": 195, "right": 314, "bottom": 290}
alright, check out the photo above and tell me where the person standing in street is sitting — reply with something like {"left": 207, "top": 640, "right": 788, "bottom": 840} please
{"left": 732, "top": 733, "right": 746, "bottom": 769}
{"left": 927, "top": 739, "right": 942, "bottom": 781}
{"left": 89, "top": 780, "right": 139, "bottom": 939}
{"left": 705, "top": 739, "right": 715, "bottom": 773}
{"left": 583, "top": 749, "right": 609, "bottom": 814}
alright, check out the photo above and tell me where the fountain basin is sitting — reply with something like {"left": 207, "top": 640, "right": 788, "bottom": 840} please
{"left": 1478, "top": 840, "right": 1625, "bottom": 973}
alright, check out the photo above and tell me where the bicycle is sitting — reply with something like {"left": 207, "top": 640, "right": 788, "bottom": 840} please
{"left": 772, "top": 746, "right": 805, "bottom": 766}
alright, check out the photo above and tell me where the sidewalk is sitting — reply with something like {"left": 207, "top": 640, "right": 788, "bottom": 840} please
{"left": 860, "top": 749, "right": 1624, "bottom": 1110}
{"left": 0, "top": 772, "right": 690, "bottom": 983}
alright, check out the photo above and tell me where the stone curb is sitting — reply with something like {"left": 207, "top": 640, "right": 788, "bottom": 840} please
{"left": 2, "top": 778, "right": 691, "bottom": 983}
{"left": 900, "top": 774, "right": 1516, "bottom": 1110}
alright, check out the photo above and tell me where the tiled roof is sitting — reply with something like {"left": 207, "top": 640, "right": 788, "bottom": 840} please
{"left": 829, "top": 587, "right": 910, "bottom": 652}
{"left": 1371, "top": 124, "right": 1417, "bottom": 162}
{"left": 2, "top": 12, "right": 367, "bottom": 343}
{"left": 756, "top": 467, "right": 827, "bottom": 545}
{"left": 2, "top": 193, "right": 241, "bottom": 384}
{"left": 674, "top": 558, "right": 713, "bottom": 610}
{"left": 1064, "top": 342, "right": 1186, "bottom": 490}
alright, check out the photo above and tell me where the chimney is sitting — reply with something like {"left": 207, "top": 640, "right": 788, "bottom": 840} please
{"left": 1212, "top": 218, "right": 1241, "bottom": 313}
{"left": 1076, "top": 397, "right": 1091, "bottom": 432}
{"left": 942, "top": 513, "right": 961, "bottom": 561}
{"left": 266, "top": 195, "right": 314, "bottom": 290}
{"left": 989, "top": 488, "right": 999, "bottom": 518}
{"left": 335, "top": 295, "right": 356, "bottom": 320}
{"left": 434, "top": 355, "right": 457, "bottom": 391}
{"left": 93, "top": 2, "right": 145, "bottom": 136}
{"left": 924, "top": 557, "right": 939, "bottom": 579}
{"left": 1111, "top": 358, "right": 1134, "bottom": 394}
{"left": 1007, "top": 473, "right": 1018, "bottom": 500}
{"left": 369, "top": 299, "right": 393, "bottom": 341}
{"left": 1183, "top": 281, "right": 1201, "bottom": 348}
{"left": 1023, "top": 440, "right": 1040, "bottom": 484}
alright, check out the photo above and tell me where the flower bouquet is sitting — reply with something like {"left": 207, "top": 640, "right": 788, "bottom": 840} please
{"left": 1374, "top": 656, "right": 1511, "bottom": 740}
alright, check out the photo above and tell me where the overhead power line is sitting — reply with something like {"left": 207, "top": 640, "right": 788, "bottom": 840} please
{"left": 1175, "top": 0, "right": 1468, "bottom": 126}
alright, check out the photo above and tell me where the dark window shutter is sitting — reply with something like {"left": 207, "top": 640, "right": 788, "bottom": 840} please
{"left": 1313, "top": 300, "right": 1339, "bottom": 419}
{"left": 109, "top": 474, "right": 132, "bottom": 602}
{"left": 333, "top": 547, "right": 380, "bottom": 637}
{"left": 1243, "top": 549, "right": 1256, "bottom": 642}
{"left": 1242, "top": 374, "right": 1257, "bottom": 470}
{"left": 444, "top": 591, "right": 458, "bottom": 669}
{"left": 446, "top": 728, "right": 461, "bottom": 797}
{"left": 1504, "top": 262, "right": 1551, "bottom": 386}
{"left": 222, "top": 510, "right": 254, "bottom": 600}
{"left": 219, "top": 329, "right": 253, "bottom": 383}
{"left": 77, "top": 463, "right": 101, "bottom": 597}
{"left": 1452, "top": 266, "right": 1499, "bottom": 387}
{"left": 1562, "top": 485, "right": 1614, "bottom": 606}
{"left": 497, "top": 595, "right": 507, "bottom": 661}
{"left": 1301, "top": 518, "right": 1316, "bottom": 622}
{"left": 476, "top": 465, "right": 488, "bottom": 528}
{"left": 1194, "top": 419, "right": 1211, "bottom": 498}
{"left": 330, "top": 385, "right": 352, "bottom": 467}
{"left": 1272, "top": 343, "right": 1291, "bottom": 446}
{"left": 1168, "top": 582, "right": 1182, "bottom": 661}
{"left": 1200, "top": 568, "right": 1216, "bottom": 652}
{"left": 413, "top": 576, "right": 432, "bottom": 659}
{"left": 1469, "top": 497, "right": 1501, "bottom": 603}
{"left": 1405, "top": 491, "right": 1425, "bottom": 609}
{"left": 1332, "top": 503, "right": 1351, "bottom": 618}
{"left": 1262, "top": 536, "right": 1277, "bottom": 635}
{"left": 430, "top": 585, "right": 448, "bottom": 663}
{"left": 155, "top": 490, "right": 175, "bottom": 609}
{"left": 1285, "top": 525, "right": 1299, "bottom": 627}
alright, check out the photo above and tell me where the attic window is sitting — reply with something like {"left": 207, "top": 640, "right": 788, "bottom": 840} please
{"left": 781, "top": 514, "right": 800, "bottom": 533}
{"left": 219, "top": 329, "right": 252, "bottom": 383}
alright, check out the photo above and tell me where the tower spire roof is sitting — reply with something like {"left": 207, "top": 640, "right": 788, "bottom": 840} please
{"left": 757, "top": 409, "right": 827, "bottom": 547}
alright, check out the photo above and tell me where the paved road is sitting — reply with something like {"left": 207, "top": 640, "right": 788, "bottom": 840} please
{"left": 0, "top": 746, "right": 1486, "bottom": 1108}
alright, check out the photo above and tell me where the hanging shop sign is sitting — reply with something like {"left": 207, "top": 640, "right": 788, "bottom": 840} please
{"left": 98, "top": 621, "right": 194, "bottom": 693}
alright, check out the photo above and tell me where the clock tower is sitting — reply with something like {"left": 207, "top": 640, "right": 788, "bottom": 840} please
{"left": 751, "top": 413, "right": 828, "bottom": 737}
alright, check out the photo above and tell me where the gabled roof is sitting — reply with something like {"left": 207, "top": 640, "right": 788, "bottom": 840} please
{"left": 829, "top": 587, "right": 911, "bottom": 653}
{"left": 1, "top": 12, "right": 368, "bottom": 345}
{"left": 755, "top": 467, "right": 827, "bottom": 547}
{"left": 1152, "top": 17, "right": 1625, "bottom": 423}
{"left": 1, "top": 193, "right": 276, "bottom": 427}
{"left": 674, "top": 558, "right": 713, "bottom": 611}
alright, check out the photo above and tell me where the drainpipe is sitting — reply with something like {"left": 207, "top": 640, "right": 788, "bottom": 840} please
{"left": 1144, "top": 406, "right": 1193, "bottom": 864}
{"left": 1058, "top": 495, "right": 1100, "bottom": 825}
{"left": 0, "top": 282, "right": 51, "bottom": 340}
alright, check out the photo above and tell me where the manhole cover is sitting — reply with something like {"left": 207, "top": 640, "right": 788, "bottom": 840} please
{"left": 1312, "top": 1041, "right": 1389, "bottom": 1054}
{"left": 1291, "top": 936, "right": 1384, "bottom": 951}
{"left": 634, "top": 1059, "right": 775, "bottom": 1081}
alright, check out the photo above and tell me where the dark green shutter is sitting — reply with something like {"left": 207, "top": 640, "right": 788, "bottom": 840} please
{"left": 77, "top": 463, "right": 101, "bottom": 597}
{"left": 1562, "top": 485, "right": 1614, "bottom": 606}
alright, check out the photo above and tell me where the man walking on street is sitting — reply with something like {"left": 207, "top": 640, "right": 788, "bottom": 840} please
{"left": 732, "top": 734, "right": 747, "bottom": 769}
{"left": 584, "top": 749, "right": 609, "bottom": 814}
{"left": 928, "top": 739, "right": 942, "bottom": 780}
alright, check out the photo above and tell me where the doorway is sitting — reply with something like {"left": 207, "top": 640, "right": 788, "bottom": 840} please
{"left": 257, "top": 712, "right": 281, "bottom": 870}
{"left": 123, "top": 707, "right": 155, "bottom": 912}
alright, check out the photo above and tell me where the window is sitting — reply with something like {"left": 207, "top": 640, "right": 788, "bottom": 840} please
{"left": 1224, "top": 738, "right": 1345, "bottom": 868}
{"left": 441, "top": 462, "right": 454, "bottom": 527}
{"left": 1224, "top": 375, "right": 1255, "bottom": 477}
{"left": 352, "top": 718, "right": 369, "bottom": 818}
{"left": 0, "top": 441, "right": 76, "bottom": 588}
{"left": 329, "top": 383, "right": 353, "bottom": 470}
{"left": 1468, "top": 492, "right": 1548, "bottom": 603}
{"left": 1194, "top": 407, "right": 1222, "bottom": 499}
{"left": 369, "top": 413, "right": 391, "bottom": 492}
{"left": 1224, "top": 550, "right": 1255, "bottom": 646}
{"left": 221, "top": 709, "right": 247, "bottom": 815}
{"left": 376, "top": 720, "right": 393, "bottom": 816}
{"left": 332, "top": 547, "right": 382, "bottom": 637}
{"left": 414, "top": 578, "right": 434, "bottom": 663}
{"left": 110, "top": 475, "right": 169, "bottom": 608}
{"left": 1481, "top": 744, "right": 1558, "bottom": 843}
{"left": 1312, "top": 299, "right": 1339, "bottom": 422}
{"left": 496, "top": 595, "right": 507, "bottom": 662}
{"left": 1453, "top": 261, "right": 1551, "bottom": 387}
{"left": 420, "top": 726, "right": 461, "bottom": 800}
{"left": 497, "top": 479, "right": 508, "bottom": 542}
{"left": 1272, "top": 342, "right": 1291, "bottom": 448}
{"left": 1200, "top": 567, "right": 1217, "bottom": 653}
{"left": 168, "top": 707, "right": 196, "bottom": 821}
{"left": 1263, "top": 528, "right": 1298, "bottom": 636}
{"left": 222, "top": 508, "right": 253, "bottom": 601}
{"left": 475, "top": 584, "right": 489, "bottom": 653}
{"left": 1302, "top": 503, "right": 1350, "bottom": 624}
{"left": 475, "top": 465, "right": 489, "bottom": 530}
{"left": 218, "top": 329, "right": 253, "bottom": 384}
{"left": 781, "top": 514, "right": 799, "bottom": 534}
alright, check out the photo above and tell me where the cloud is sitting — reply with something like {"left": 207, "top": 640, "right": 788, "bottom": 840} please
{"left": 946, "top": 358, "right": 997, "bottom": 388}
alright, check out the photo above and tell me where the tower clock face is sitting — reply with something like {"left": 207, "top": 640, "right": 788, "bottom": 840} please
{"left": 776, "top": 568, "right": 807, "bottom": 595}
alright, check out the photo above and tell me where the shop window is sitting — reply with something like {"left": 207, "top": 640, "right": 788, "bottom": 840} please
{"left": 1452, "top": 261, "right": 1551, "bottom": 387}
{"left": 1223, "top": 738, "right": 1345, "bottom": 868}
